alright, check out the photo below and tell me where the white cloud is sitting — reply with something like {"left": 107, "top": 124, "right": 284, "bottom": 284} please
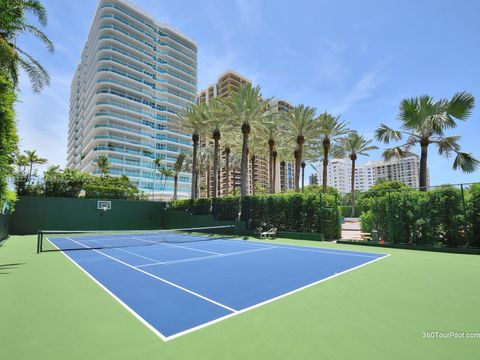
{"left": 330, "top": 67, "right": 384, "bottom": 115}
{"left": 234, "top": 0, "right": 262, "bottom": 31}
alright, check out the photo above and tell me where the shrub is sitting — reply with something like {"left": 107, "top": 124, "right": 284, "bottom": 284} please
{"left": 469, "top": 184, "right": 480, "bottom": 248}
{"left": 361, "top": 185, "right": 473, "bottom": 247}
{"left": 212, "top": 196, "right": 240, "bottom": 220}
{"left": 168, "top": 193, "right": 341, "bottom": 239}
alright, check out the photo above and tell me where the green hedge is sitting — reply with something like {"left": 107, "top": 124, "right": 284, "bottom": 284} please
{"left": 169, "top": 193, "right": 341, "bottom": 240}
{"left": 360, "top": 185, "right": 479, "bottom": 248}
{"left": 340, "top": 205, "right": 364, "bottom": 218}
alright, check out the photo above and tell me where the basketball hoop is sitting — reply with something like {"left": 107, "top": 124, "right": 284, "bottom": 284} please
{"left": 97, "top": 200, "right": 111, "bottom": 212}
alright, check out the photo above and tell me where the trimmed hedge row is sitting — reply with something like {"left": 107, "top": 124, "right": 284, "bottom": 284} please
{"left": 340, "top": 205, "right": 364, "bottom": 218}
{"left": 360, "top": 185, "right": 480, "bottom": 248}
{"left": 169, "top": 193, "right": 341, "bottom": 240}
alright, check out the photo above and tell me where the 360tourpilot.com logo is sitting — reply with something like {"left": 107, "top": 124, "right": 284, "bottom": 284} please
{"left": 422, "top": 331, "right": 480, "bottom": 339}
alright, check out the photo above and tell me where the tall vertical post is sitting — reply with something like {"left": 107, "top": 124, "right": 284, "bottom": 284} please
{"left": 460, "top": 184, "right": 469, "bottom": 247}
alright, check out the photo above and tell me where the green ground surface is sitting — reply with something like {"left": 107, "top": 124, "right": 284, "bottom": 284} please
{"left": 1, "top": 235, "right": 479, "bottom": 360}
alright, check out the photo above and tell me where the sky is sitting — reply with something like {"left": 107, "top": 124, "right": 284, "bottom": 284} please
{"left": 15, "top": 0, "right": 480, "bottom": 186}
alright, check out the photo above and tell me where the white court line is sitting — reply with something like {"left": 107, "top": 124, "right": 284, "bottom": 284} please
{"left": 137, "top": 246, "right": 278, "bottom": 268}
{"left": 165, "top": 253, "right": 391, "bottom": 341}
{"left": 47, "top": 238, "right": 168, "bottom": 341}
{"left": 158, "top": 241, "right": 222, "bottom": 255}
{"left": 210, "top": 239, "right": 384, "bottom": 258}
{"left": 51, "top": 236, "right": 391, "bottom": 342}
{"left": 85, "top": 238, "right": 166, "bottom": 264}
{"left": 65, "top": 237, "right": 237, "bottom": 314}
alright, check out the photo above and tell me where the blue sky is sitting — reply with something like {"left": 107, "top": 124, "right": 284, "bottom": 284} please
{"left": 15, "top": 0, "right": 480, "bottom": 185}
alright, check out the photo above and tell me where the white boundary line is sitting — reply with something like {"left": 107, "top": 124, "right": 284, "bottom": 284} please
{"left": 165, "top": 253, "right": 392, "bottom": 341}
{"left": 47, "top": 238, "right": 169, "bottom": 341}
{"left": 137, "top": 246, "right": 278, "bottom": 268}
{"left": 65, "top": 237, "right": 237, "bottom": 313}
{"left": 48, "top": 237, "right": 391, "bottom": 342}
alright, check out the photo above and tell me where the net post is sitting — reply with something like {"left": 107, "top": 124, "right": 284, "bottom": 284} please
{"left": 37, "top": 231, "right": 42, "bottom": 254}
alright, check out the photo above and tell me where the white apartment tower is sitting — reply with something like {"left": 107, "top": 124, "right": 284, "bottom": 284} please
{"left": 317, "top": 154, "right": 426, "bottom": 193}
{"left": 67, "top": 0, "right": 197, "bottom": 199}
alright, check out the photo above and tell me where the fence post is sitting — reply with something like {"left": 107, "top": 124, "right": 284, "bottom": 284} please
{"left": 319, "top": 192, "right": 324, "bottom": 237}
{"left": 460, "top": 184, "right": 469, "bottom": 246}
{"left": 387, "top": 191, "right": 394, "bottom": 243}
{"left": 334, "top": 193, "right": 340, "bottom": 239}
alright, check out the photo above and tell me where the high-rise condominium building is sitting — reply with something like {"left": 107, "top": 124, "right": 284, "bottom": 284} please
{"left": 269, "top": 99, "right": 295, "bottom": 192}
{"left": 317, "top": 154, "right": 426, "bottom": 193}
{"left": 198, "top": 70, "right": 271, "bottom": 196}
{"left": 309, "top": 173, "right": 318, "bottom": 185}
{"left": 67, "top": 0, "right": 197, "bottom": 200}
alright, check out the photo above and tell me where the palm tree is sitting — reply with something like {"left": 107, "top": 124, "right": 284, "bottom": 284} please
{"left": 174, "top": 104, "right": 206, "bottom": 199}
{"left": 172, "top": 153, "right": 186, "bottom": 200}
{"left": 95, "top": 155, "right": 110, "bottom": 178}
{"left": 152, "top": 156, "right": 162, "bottom": 200}
{"left": 318, "top": 112, "right": 350, "bottom": 192}
{"left": 229, "top": 151, "right": 242, "bottom": 196}
{"left": 160, "top": 167, "right": 173, "bottom": 193}
{"left": 198, "top": 145, "right": 215, "bottom": 198}
{"left": 337, "top": 132, "right": 378, "bottom": 216}
{"left": 0, "top": 0, "right": 54, "bottom": 92}
{"left": 284, "top": 105, "right": 319, "bottom": 192}
{"left": 23, "top": 150, "right": 46, "bottom": 184}
{"left": 257, "top": 113, "right": 283, "bottom": 193}
{"left": 204, "top": 99, "right": 230, "bottom": 198}
{"left": 222, "top": 84, "right": 270, "bottom": 196}
{"left": 220, "top": 131, "right": 240, "bottom": 196}
{"left": 276, "top": 138, "right": 296, "bottom": 193}
{"left": 376, "top": 92, "right": 478, "bottom": 190}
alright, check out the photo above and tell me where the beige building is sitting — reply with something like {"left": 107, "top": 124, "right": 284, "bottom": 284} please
{"left": 198, "top": 70, "right": 271, "bottom": 196}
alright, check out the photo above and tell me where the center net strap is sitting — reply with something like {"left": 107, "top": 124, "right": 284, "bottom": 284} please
{"left": 39, "top": 225, "right": 236, "bottom": 252}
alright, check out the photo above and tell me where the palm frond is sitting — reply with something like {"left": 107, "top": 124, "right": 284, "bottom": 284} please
{"left": 16, "top": 47, "right": 50, "bottom": 92}
{"left": 445, "top": 91, "right": 475, "bottom": 121}
{"left": 433, "top": 136, "right": 461, "bottom": 157}
{"left": 453, "top": 152, "right": 480, "bottom": 173}
{"left": 382, "top": 146, "right": 409, "bottom": 160}
{"left": 23, "top": 24, "right": 54, "bottom": 52}
{"left": 375, "top": 124, "right": 403, "bottom": 143}
{"left": 23, "top": 0, "right": 48, "bottom": 26}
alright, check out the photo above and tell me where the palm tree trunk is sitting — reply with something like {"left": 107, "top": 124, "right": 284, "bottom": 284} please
{"left": 301, "top": 161, "right": 305, "bottom": 192}
{"left": 206, "top": 166, "right": 210, "bottom": 198}
{"left": 173, "top": 175, "right": 178, "bottom": 200}
{"left": 294, "top": 149, "right": 300, "bottom": 192}
{"left": 240, "top": 123, "right": 250, "bottom": 197}
{"left": 280, "top": 161, "right": 286, "bottom": 192}
{"left": 251, "top": 155, "right": 256, "bottom": 195}
{"left": 419, "top": 142, "right": 428, "bottom": 191}
{"left": 351, "top": 155, "right": 356, "bottom": 217}
{"left": 152, "top": 168, "right": 156, "bottom": 201}
{"left": 191, "top": 135, "right": 199, "bottom": 199}
{"left": 212, "top": 131, "right": 220, "bottom": 198}
{"left": 225, "top": 147, "right": 230, "bottom": 196}
{"left": 268, "top": 139, "right": 274, "bottom": 193}
{"left": 272, "top": 151, "right": 277, "bottom": 194}
{"left": 322, "top": 139, "right": 330, "bottom": 193}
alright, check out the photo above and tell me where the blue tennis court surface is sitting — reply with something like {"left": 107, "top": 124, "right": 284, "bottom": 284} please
{"left": 50, "top": 236, "right": 389, "bottom": 340}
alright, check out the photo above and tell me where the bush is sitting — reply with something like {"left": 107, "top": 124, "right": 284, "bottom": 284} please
{"left": 361, "top": 185, "right": 473, "bottom": 247}
{"left": 341, "top": 205, "right": 364, "bottom": 218}
{"left": 0, "top": 70, "right": 18, "bottom": 208}
{"left": 468, "top": 184, "right": 480, "bottom": 248}
{"left": 212, "top": 196, "right": 240, "bottom": 220}
{"left": 170, "top": 193, "right": 341, "bottom": 239}
{"left": 44, "top": 166, "right": 90, "bottom": 197}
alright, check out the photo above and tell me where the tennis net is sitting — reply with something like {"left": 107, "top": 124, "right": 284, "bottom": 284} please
{"left": 37, "top": 225, "right": 236, "bottom": 253}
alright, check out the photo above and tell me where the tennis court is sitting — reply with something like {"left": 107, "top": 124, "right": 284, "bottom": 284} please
{"left": 40, "top": 226, "right": 388, "bottom": 340}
